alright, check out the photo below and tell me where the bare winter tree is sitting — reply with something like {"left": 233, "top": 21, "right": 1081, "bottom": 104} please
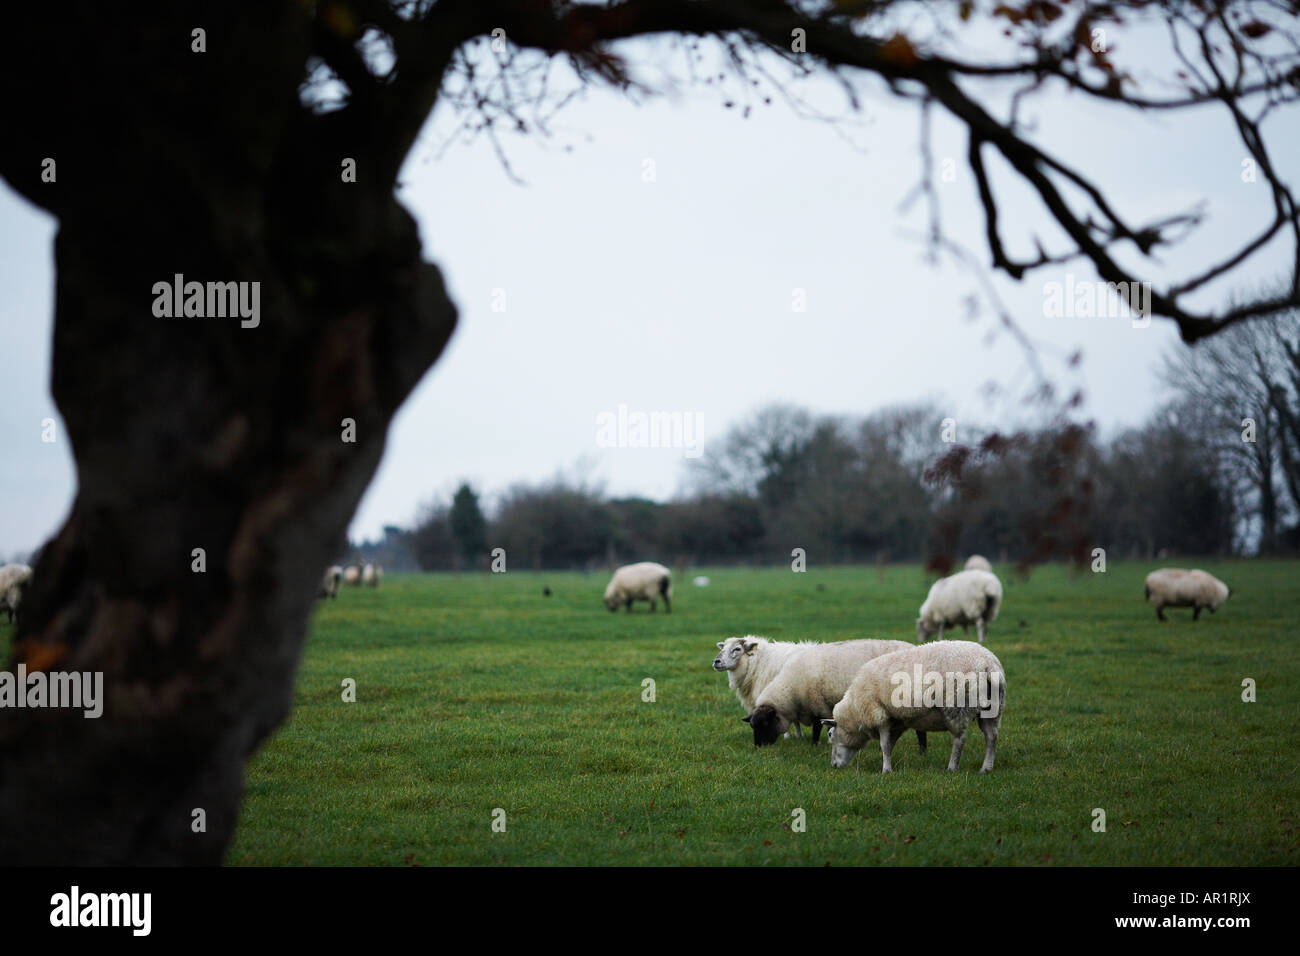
{"left": 1163, "top": 311, "right": 1300, "bottom": 551}
{"left": 1264, "top": 314, "right": 1300, "bottom": 531}
{"left": 3, "top": 0, "right": 1299, "bottom": 863}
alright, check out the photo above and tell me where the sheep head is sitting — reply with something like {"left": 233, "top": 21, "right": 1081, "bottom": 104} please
{"left": 712, "top": 636, "right": 760, "bottom": 672}
{"left": 743, "top": 704, "right": 787, "bottom": 747}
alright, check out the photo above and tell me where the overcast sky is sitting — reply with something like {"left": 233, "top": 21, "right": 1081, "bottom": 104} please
{"left": 2, "top": 32, "right": 1296, "bottom": 557}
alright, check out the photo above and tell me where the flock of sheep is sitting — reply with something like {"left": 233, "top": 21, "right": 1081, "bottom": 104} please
{"left": 595, "top": 555, "right": 1234, "bottom": 775}
{"left": 0, "top": 559, "right": 380, "bottom": 625}
{"left": 706, "top": 555, "right": 1009, "bottom": 774}
{"left": 0, "top": 552, "right": 1234, "bottom": 774}
{"left": 319, "top": 562, "right": 384, "bottom": 599}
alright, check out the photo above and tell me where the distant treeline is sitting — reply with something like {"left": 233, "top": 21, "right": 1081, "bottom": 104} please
{"left": 349, "top": 317, "right": 1300, "bottom": 572}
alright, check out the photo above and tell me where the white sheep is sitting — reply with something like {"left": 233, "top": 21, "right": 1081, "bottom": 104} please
{"left": 744, "top": 638, "right": 928, "bottom": 753}
{"left": 0, "top": 563, "right": 33, "bottom": 624}
{"left": 361, "top": 563, "right": 382, "bottom": 587}
{"left": 713, "top": 635, "right": 817, "bottom": 740}
{"left": 964, "top": 554, "right": 993, "bottom": 573}
{"left": 825, "top": 640, "right": 1006, "bottom": 773}
{"left": 917, "top": 569, "right": 1003, "bottom": 644}
{"left": 319, "top": 565, "right": 343, "bottom": 599}
{"left": 603, "top": 562, "right": 672, "bottom": 613}
{"left": 1144, "top": 568, "right": 1231, "bottom": 622}
{"left": 343, "top": 565, "right": 362, "bottom": 586}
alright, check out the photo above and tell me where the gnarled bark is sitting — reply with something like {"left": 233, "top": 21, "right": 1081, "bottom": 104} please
{"left": 0, "top": 4, "right": 456, "bottom": 863}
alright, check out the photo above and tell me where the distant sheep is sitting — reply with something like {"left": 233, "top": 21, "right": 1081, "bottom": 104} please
{"left": 714, "top": 635, "right": 816, "bottom": 740}
{"left": 917, "top": 569, "right": 1003, "bottom": 644}
{"left": 1144, "top": 568, "right": 1230, "bottom": 621}
{"left": 0, "top": 564, "right": 33, "bottom": 624}
{"left": 603, "top": 562, "right": 672, "bottom": 613}
{"left": 964, "top": 555, "right": 993, "bottom": 573}
{"left": 319, "top": 565, "right": 343, "bottom": 599}
{"left": 362, "top": 563, "right": 383, "bottom": 587}
{"left": 745, "top": 638, "right": 928, "bottom": 753}
{"left": 825, "top": 640, "right": 1006, "bottom": 774}
{"left": 343, "top": 565, "right": 362, "bottom": 586}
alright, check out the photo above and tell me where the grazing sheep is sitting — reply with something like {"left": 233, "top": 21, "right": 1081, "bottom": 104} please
{"left": 603, "top": 561, "right": 672, "bottom": 613}
{"left": 714, "top": 635, "right": 816, "bottom": 740}
{"left": 361, "top": 563, "right": 383, "bottom": 587}
{"left": 825, "top": 640, "right": 1005, "bottom": 774}
{"left": 0, "top": 564, "right": 32, "bottom": 624}
{"left": 343, "top": 565, "right": 362, "bottom": 586}
{"left": 917, "top": 569, "right": 1003, "bottom": 644}
{"left": 964, "top": 554, "right": 993, "bottom": 573}
{"left": 744, "top": 638, "right": 928, "bottom": 753}
{"left": 319, "top": 565, "right": 343, "bottom": 599}
{"left": 1144, "top": 568, "right": 1231, "bottom": 621}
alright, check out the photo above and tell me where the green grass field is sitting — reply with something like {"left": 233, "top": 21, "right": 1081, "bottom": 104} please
{"left": 225, "top": 560, "right": 1299, "bottom": 865}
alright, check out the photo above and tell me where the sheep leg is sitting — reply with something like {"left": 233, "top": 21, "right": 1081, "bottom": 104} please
{"left": 947, "top": 729, "right": 966, "bottom": 771}
{"left": 662, "top": 594, "right": 671, "bottom": 614}
{"left": 879, "top": 724, "right": 896, "bottom": 774}
{"left": 936, "top": 623, "right": 945, "bottom": 640}
{"left": 648, "top": 597, "right": 657, "bottom": 612}
{"left": 1156, "top": 604, "right": 1166, "bottom": 622}
{"left": 1193, "top": 605, "right": 1202, "bottom": 621}
{"left": 811, "top": 720, "right": 822, "bottom": 745}
{"left": 978, "top": 718, "right": 999, "bottom": 773}
{"left": 625, "top": 599, "right": 634, "bottom": 612}
{"left": 915, "top": 730, "right": 927, "bottom": 757}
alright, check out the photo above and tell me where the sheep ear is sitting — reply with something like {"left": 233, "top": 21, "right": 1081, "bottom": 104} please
{"left": 742, "top": 715, "right": 752, "bottom": 724}
{"left": 716, "top": 642, "right": 726, "bottom": 650}
{"left": 742, "top": 640, "right": 758, "bottom": 654}
{"left": 820, "top": 719, "right": 836, "bottom": 727}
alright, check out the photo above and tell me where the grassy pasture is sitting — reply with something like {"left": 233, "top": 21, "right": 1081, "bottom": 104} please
{"left": 223, "top": 560, "right": 1299, "bottom": 865}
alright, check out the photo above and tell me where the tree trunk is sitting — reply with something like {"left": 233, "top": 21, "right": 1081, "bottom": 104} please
{"left": 0, "top": 6, "right": 457, "bottom": 863}
{"left": 1258, "top": 474, "right": 1278, "bottom": 555}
